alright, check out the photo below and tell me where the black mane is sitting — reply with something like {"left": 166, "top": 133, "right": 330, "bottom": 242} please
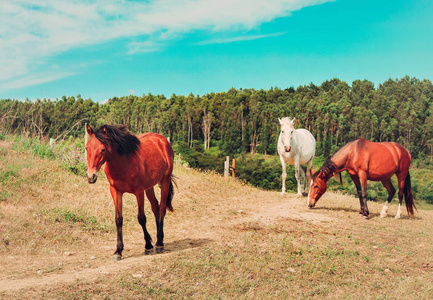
{"left": 312, "top": 155, "right": 338, "bottom": 181}
{"left": 94, "top": 125, "right": 140, "bottom": 156}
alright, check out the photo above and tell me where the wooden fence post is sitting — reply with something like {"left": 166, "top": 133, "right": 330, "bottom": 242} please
{"left": 232, "top": 159, "right": 236, "bottom": 177}
{"left": 224, "top": 156, "right": 230, "bottom": 178}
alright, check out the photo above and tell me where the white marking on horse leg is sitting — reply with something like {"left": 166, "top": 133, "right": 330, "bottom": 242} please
{"left": 395, "top": 203, "right": 402, "bottom": 219}
{"left": 380, "top": 203, "right": 389, "bottom": 218}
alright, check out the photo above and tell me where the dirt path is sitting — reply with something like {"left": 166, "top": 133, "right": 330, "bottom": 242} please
{"left": 0, "top": 190, "right": 334, "bottom": 293}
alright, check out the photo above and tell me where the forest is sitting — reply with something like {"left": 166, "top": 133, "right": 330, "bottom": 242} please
{"left": 1, "top": 76, "right": 433, "bottom": 200}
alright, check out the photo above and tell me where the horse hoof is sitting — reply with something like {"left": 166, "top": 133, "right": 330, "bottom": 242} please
{"left": 155, "top": 246, "right": 164, "bottom": 253}
{"left": 144, "top": 248, "right": 153, "bottom": 255}
{"left": 395, "top": 215, "right": 401, "bottom": 219}
{"left": 380, "top": 213, "right": 387, "bottom": 218}
{"left": 112, "top": 254, "right": 122, "bottom": 261}
{"left": 302, "top": 192, "right": 308, "bottom": 197}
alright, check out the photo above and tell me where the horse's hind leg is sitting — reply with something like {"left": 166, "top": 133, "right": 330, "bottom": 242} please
{"left": 380, "top": 179, "right": 396, "bottom": 218}
{"left": 136, "top": 191, "right": 153, "bottom": 254}
{"left": 145, "top": 187, "right": 160, "bottom": 247}
{"left": 395, "top": 174, "right": 406, "bottom": 219}
{"left": 155, "top": 176, "right": 172, "bottom": 253}
{"left": 294, "top": 157, "right": 303, "bottom": 196}
{"left": 305, "top": 159, "right": 313, "bottom": 195}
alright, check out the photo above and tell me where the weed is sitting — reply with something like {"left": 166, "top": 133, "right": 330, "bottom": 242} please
{"left": 42, "top": 208, "right": 110, "bottom": 233}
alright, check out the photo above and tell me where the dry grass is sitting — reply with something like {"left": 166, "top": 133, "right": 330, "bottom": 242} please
{"left": 1, "top": 140, "right": 433, "bottom": 299}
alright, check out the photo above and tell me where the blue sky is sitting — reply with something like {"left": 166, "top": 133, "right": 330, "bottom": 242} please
{"left": 1, "top": 0, "right": 432, "bottom": 102}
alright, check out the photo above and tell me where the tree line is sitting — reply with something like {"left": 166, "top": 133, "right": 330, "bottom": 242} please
{"left": 1, "top": 76, "right": 433, "bottom": 161}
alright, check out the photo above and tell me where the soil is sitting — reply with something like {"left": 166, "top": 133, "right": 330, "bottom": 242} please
{"left": 0, "top": 187, "right": 331, "bottom": 293}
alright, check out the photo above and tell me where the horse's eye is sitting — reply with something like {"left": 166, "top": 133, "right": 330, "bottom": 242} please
{"left": 282, "top": 131, "right": 284, "bottom": 134}
{"left": 101, "top": 149, "right": 106, "bottom": 153}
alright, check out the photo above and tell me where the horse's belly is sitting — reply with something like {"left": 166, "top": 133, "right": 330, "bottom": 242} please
{"left": 367, "top": 170, "right": 395, "bottom": 181}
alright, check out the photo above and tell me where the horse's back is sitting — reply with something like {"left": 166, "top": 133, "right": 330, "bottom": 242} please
{"left": 351, "top": 138, "right": 411, "bottom": 178}
{"left": 294, "top": 128, "right": 316, "bottom": 160}
{"left": 138, "top": 133, "right": 174, "bottom": 175}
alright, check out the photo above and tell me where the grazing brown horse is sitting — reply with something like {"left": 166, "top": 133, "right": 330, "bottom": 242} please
{"left": 85, "top": 124, "right": 175, "bottom": 260}
{"left": 308, "top": 138, "right": 416, "bottom": 219}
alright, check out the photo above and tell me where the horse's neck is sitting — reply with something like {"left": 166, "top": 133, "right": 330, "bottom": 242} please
{"left": 330, "top": 150, "right": 349, "bottom": 174}
{"left": 105, "top": 152, "right": 137, "bottom": 175}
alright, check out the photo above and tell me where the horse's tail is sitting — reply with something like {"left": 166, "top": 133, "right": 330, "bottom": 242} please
{"left": 166, "top": 174, "right": 177, "bottom": 212}
{"left": 404, "top": 172, "right": 416, "bottom": 216}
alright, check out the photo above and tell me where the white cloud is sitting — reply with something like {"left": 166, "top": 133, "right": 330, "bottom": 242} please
{"left": 0, "top": 0, "right": 333, "bottom": 91}
{"left": 0, "top": 71, "right": 77, "bottom": 91}
{"left": 196, "top": 32, "right": 288, "bottom": 45}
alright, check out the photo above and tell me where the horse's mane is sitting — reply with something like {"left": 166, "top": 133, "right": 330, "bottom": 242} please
{"left": 312, "top": 139, "right": 360, "bottom": 181}
{"left": 312, "top": 155, "right": 338, "bottom": 181}
{"left": 94, "top": 125, "right": 140, "bottom": 156}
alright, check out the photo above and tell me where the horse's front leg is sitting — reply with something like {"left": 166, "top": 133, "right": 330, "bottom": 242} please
{"left": 299, "top": 166, "right": 306, "bottom": 196}
{"left": 279, "top": 155, "right": 287, "bottom": 195}
{"left": 304, "top": 159, "right": 313, "bottom": 195}
{"left": 110, "top": 186, "right": 124, "bottom": 260}
{"left": 358, "top": 171, "right": 369, "bottom": 218}
{"left": 349, "top": 174, "right": 366, "bottom": 216}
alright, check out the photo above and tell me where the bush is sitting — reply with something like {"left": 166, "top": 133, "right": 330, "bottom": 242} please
{"left": 235, "top": 154, "right": 295, "bottom": 191}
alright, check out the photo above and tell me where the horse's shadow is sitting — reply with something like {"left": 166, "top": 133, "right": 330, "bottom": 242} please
{"left": 124, "top": 238, "right": 212, "bottom": 259}
{"left": 312, "top": 206, "right": 422, "bottom": 220}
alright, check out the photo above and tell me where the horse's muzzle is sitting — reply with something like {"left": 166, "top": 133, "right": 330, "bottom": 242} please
{"left": 285, "top": 146, "right": 291, "bottom": 152}
{"left": 87, "top": 173, "right": 97, "bottom": 184}
{"left": 308, "top": 202, "right": 315, "bottom": 208}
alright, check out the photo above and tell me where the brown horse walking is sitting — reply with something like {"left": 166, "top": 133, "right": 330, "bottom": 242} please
{"left": 85, "top": 124, "right": 175, "bottom": 260}
{"left": 308, "top": 138, "right": 416, "bottom": 218}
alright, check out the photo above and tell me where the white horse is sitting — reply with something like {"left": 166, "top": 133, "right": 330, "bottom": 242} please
{"left": 278, "top": 117, "right": 316, "bottom": 196}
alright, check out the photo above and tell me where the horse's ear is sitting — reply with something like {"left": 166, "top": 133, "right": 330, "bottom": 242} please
{"left": 278, "top": 118, "right": 283, "bottom": 125}
{"left": 101, "top": 125, "right": 108, "bottom": 136}
{"left": 291, "top": 118, "right": 296, "bottom": 125}
{"left": 86, "top": 124, "right": 94, "bottom": 136}
{"left": 333, "top": 172, "right": 343, "bottom": 186}
{"left": 310, "top": 168, "right": 315, "bottom": 176}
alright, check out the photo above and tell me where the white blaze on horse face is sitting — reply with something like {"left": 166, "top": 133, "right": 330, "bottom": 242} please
{"left": 86, "top": 137, "right": 107, "bottom": 180}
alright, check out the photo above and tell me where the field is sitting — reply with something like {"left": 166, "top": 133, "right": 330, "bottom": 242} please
{"left": 1, "top": 139, "right": 433, "bottom": 299}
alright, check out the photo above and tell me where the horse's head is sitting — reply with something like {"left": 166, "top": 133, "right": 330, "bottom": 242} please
{"left": 308, "top": 169, "right": 327, "bottom": 208}
{"left": 85, "top": 124, "right": 109, "bottom": 184}
{"left": 279, "top": 117, "right": 295, "bottom": 152}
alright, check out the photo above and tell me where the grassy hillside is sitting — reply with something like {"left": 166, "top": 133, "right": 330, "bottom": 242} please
{"left": 1, "top": 137, "right": 433, "bottom": 299}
